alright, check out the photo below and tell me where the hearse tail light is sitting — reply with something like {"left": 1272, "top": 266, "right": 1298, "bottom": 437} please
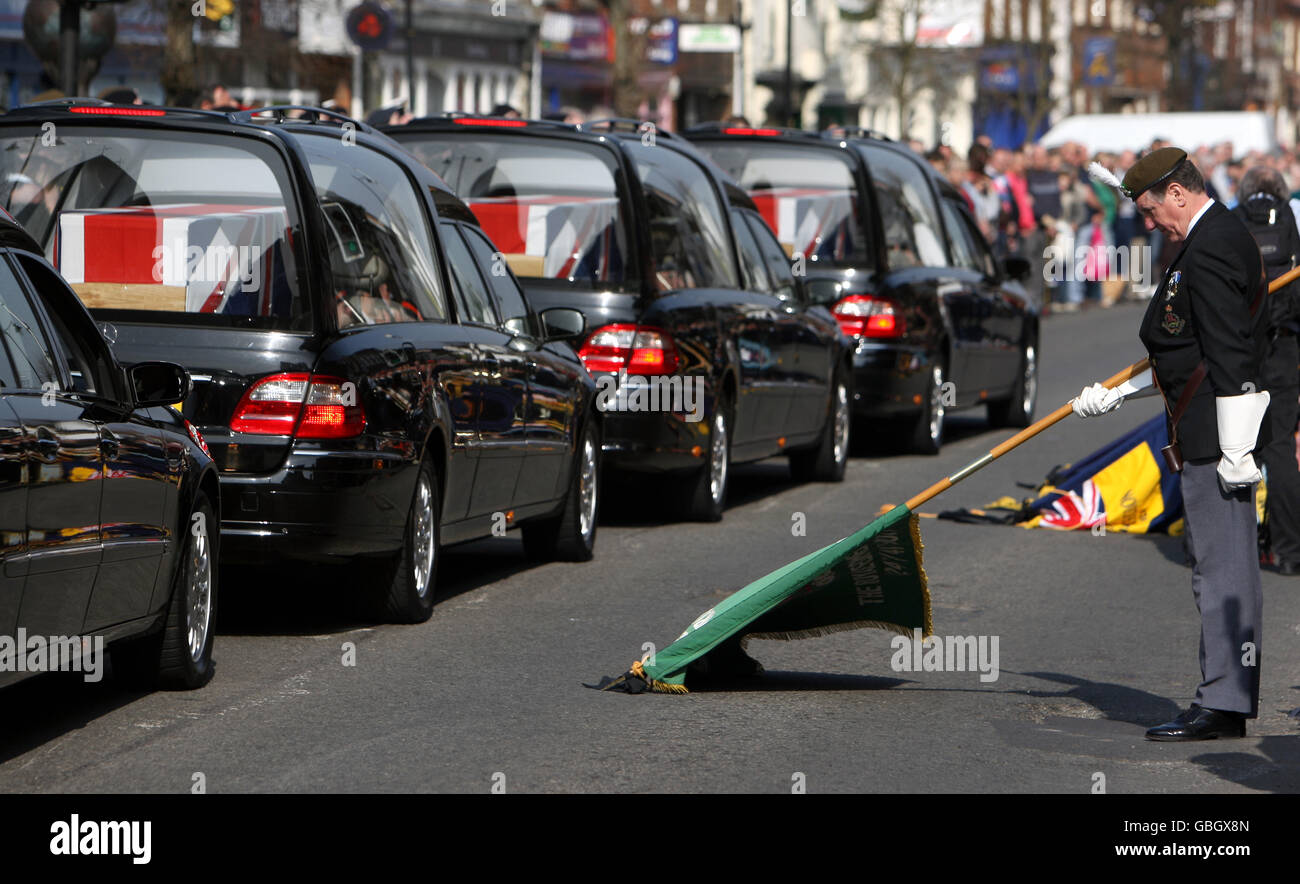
{"left": 722, "top": 127, "right": 782, "bottom": 136}
{"left": 833, "top": 294, "right": 905, "bottom": 339}
{"left": 68, "top": 106, "right": 167, "bottom": 117}
{"left": 452, "top": 117, "right": 528, "bottom": 128}
{"left": 578, "top": 324, "right": 680, "bottom": 375}
{"left": 230, "top": 373, "right": 366, "bottom": 439}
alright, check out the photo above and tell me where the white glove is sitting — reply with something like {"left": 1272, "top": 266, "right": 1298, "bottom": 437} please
{"left": 1216, "top": 391, "right": 1270, "bottom": 489}
{"left": 1072, "top": 382, "right": 1124, "bottom": 418}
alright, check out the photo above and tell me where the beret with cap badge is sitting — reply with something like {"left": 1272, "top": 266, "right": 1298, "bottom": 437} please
{"left": 1119, "top": 146, "right": 1188, "bottom": 200}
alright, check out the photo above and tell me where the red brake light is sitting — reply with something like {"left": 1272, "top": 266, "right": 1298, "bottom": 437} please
{"left": 722, "top": 127, "right": 782, "bottom": 136}
{"left": 69, "top": 106, "right": 167, "bottom": 116}
{"left": 578, "top": 324, "right": 679, "bottom": 375}
{"left": 452, "top": 117, "right": 527, "bottom": 127}
{"left": 833, "top": 294, "right": 905, "bottom": 339}
{"left": 229, "top": 373, "right": 366, "bottom": 439}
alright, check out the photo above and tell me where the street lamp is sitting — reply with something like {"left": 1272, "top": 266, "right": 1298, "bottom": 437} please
{"left": 405, "top": 0, "right": 414, "bottom": 114}
{"left": 784, "top": 0, "right": 792, "bottom": 127}
{"left": 76, "top": 1, "right": 131, "bottom": 91}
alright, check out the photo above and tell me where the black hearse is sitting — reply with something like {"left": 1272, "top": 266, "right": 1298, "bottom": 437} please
{"left": 0, "top": 101, "right": 599, "bottom": 624}
{"left": 386, "top": 116, "right": 854, "bottom": 521}
{"left": 685, "top": 125, "right": 1040, "bottom": 454}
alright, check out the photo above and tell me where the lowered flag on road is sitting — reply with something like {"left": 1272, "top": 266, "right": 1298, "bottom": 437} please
{"left": 590, "top": 504, "right": 933, "bottom": 693}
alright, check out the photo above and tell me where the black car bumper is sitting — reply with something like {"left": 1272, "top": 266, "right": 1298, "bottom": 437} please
{"left": 850, "top": 341, "right": 935, "bottom": 419}
{"left": 599, "top": 409, "right": 712, "bottom": 474}
{"left": 219, "top": 449, "right": 413, "bottom": 563}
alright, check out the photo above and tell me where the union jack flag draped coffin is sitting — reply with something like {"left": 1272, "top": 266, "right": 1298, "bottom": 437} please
{"left": 747, "top": 186, "right": 856, "bottom": 261}
{"left": 466, "top": 195, "right": 622, "bottom": 281}
{"left": 54, "top": 204, "right": 296, "bottom": 318}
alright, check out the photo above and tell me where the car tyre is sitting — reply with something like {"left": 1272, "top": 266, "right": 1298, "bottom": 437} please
{"left": 908, "top": 361, "right": 946, "bottom": 455}
{"left": 789, "top": 374, "right": 850, "bottom": 482}
{"left": 522, "top": 420, "right": 600, "bottom": 562}
{"left": 114, "top": 490, "right": 217, "bottom": 690}
{"left": 679, "top": 396, "right": 731, "bottom": 522}
{"left": 370, "top": 459, "right": 440, "bottom": 624}
{"left": 987, "top": 340, "right": 1038, "bottom": 429}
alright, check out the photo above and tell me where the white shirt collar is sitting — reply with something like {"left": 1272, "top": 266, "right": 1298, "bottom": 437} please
{"left": 1186, "top": 198, "right": 1215, "bottom": 237}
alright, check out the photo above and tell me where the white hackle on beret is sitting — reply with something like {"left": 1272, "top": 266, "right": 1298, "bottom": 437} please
{"left": 1088, "top": 161, "right": 1123, "bottom": 190}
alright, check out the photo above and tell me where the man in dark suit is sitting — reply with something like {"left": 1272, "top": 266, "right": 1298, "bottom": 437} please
{"left": 1072, "top": 147, "right": 1270, "bottom": 740}
{"left": 1233, "top": 165, "right": 1300, "bottom": 574}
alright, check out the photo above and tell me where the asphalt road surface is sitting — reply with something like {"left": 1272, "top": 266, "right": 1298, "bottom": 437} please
{"left": 3, "top": 301, "right": 1299, "bottom": 794}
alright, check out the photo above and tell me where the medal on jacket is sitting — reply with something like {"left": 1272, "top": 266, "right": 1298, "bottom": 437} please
{"left": 1162, "top": 303, "right": 1186, "bottom": 334}
{"left": 1164, "top": 270, "right": 1181, "bottom": 300}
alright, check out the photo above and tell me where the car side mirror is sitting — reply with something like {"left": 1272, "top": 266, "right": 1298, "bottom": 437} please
{"left": 781, "top": 278, "right": 808, "bottom": 308}
{"left": 1002, "top": 256, "right": 1032, "bottom": 281}
{"left": 129, "top": 361, "right": 192, "bottom": 408}
{"left": 539, "top": 307, "right": 586, "bottom": 342}
{"left": 804, "top": 279, "right": 845, "bottom": 308}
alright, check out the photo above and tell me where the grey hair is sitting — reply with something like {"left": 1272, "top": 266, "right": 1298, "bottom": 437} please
{"left": 1238, "top": 165, "right": 1290, "bottom": 203}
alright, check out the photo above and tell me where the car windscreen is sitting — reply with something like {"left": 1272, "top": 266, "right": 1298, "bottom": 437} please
{"left": 692, "top": 141, "right": 872, "bottom": 270}
{"left": 392, "top": 132, "right": 631, "bottom": 288}
{"left": 0, "top": 127, "right": 308, "bottom": 330}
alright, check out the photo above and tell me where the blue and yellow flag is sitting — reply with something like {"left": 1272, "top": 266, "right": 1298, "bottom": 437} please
{"left": 940, "top": 414, "right": 1185, "bottom": 534}
{"left": 1026, "top": 414, "right": 1183, "bottom": 533}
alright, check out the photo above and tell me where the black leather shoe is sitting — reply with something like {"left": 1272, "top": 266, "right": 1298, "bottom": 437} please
{"left": 1145, "top": 706, "right": 1246, "bottom": 741}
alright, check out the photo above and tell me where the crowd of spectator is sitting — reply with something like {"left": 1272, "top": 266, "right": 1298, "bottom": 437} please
{"left": 917, "top": 135, "right": 1300, "bottom": 315}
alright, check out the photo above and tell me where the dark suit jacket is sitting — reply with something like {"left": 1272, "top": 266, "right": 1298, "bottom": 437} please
{"left": 1138, "top": 200, "right": 1269, "bottom": 461}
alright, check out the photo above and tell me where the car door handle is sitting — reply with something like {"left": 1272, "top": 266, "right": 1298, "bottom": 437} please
{"left": 33, "top": 435, "right": 59, "bottom": 461}
{"left": 100, "top": 433, "right": 120, "bottom": 460}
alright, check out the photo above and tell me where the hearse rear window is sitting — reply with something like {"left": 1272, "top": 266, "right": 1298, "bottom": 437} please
{"left": 0, "top": 129, "right": 309, "bottom": 330}
{"left": 394, "top": 133, "right": 631, "bottom": 288}
{"left": 694, "top": 141, "right": 872, "bottom": 270}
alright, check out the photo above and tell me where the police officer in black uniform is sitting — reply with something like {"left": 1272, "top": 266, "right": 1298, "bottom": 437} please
{"left": 1073, "top": 147, "right": 1270, "bottom": 741}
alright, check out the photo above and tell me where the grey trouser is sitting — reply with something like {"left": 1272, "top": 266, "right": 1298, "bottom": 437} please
{"left": 1180, "top": 459, "right": 1263, "bottom": 717}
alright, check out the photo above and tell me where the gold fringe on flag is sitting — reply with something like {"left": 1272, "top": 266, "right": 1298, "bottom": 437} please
{"left": 632, "top": 660, "right": 690, "bottom": 694}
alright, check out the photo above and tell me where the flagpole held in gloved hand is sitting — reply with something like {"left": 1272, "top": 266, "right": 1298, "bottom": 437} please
{"left": 904, "top": 358, "right": 1151, "bottom": 511}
